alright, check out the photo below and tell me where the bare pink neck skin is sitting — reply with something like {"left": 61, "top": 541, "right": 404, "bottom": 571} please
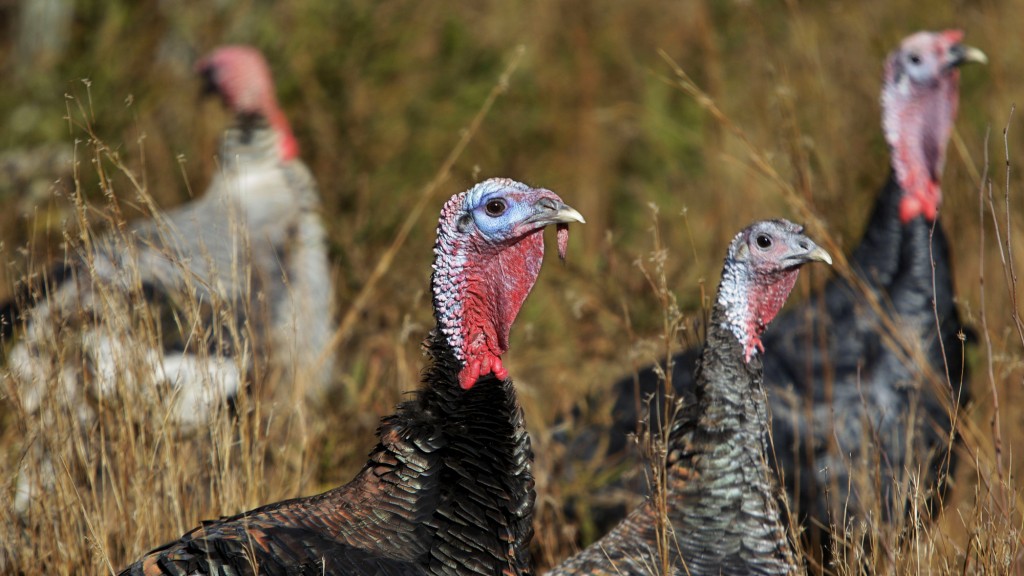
{"left": 265, "top": 104, "right": 299, "bottom": 161}
{"left": 743, "top": 269, "right": 800, "bottom": 361}
{"left": 720, "top": 258, "right": 801, "bottom": 363}
{"left": 884, "top": 69, "right": 960, "bottom": 223}
{"left": 433, "top": 228, "right": 546, "bottom": 390}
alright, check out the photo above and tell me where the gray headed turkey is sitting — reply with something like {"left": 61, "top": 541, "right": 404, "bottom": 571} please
{"left": 547, "top": 220, "right": 830, "bottom": 576}
{"left": 118, "top": 178, "right": 583, "bottom": 576}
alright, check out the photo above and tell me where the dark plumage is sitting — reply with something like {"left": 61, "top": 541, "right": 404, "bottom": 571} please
{"left": 556, "top": 30, "right": 983, "bottom": 552}
{"left": 547, "top": 220, "right": 831, "bottom": 576}
{"left": 119, "top": 178, "right": 584, "bottom": 575}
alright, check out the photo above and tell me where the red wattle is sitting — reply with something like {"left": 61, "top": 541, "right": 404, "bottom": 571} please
{"left": 457, "top": 355, "right": 509, "bottom": 389}
{"left": 492, "top": 358, "right": 508, "bottom": 381}
{"left": 278, "top": 135, "right": 300, "bottom": 161}
{"left": 460, "top": 361, "right": 480, "bottom": 390}
{"left": 456, "top": 231, "right": 545, "bottom": 390}
{"left": 898, "top": 181, "right": 939, "bottom": 223}
{"left": 743, "top": 267, "right": 800, "bottom": 364}
{"left": 268, "top": 106, "right": 300, "bottom": 161}
{"left": 743, "top": 337, "right": 760, "bottom": 363}
{"left": 899, "top": 196, "right": 922, "bottom": 223}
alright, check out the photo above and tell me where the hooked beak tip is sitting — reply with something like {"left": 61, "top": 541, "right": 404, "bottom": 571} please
{"left": 807, "top": 245, "right": 833, "bottom": 266}
{"left": 533, "top": 197, "right": 586, "bottom": 225}
{"left": 558, "top": 206, "right": 586, "bottom": 225}
{"left": 954, "top": 44, "right": 988, "bottom": 67}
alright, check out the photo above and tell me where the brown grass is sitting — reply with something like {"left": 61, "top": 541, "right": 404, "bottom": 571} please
{"left": 1, "top": 1, "right": 1023, "bottom": 574}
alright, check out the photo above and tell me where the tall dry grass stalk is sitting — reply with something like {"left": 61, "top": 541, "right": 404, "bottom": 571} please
{"left": 631, "top": 204, "right": 686, "bottom": 576}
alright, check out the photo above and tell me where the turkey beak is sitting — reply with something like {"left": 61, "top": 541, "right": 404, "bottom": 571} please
{"left": 527, "top": 198, "right": 586, "bottom": 227}
{"left": 949, "top": 43, "right": 988, "bottom": 68}
{"left": 801, "top": 244, "right": 833, "bottom": 267}
{"left": 527, "top": 197, "right": 585, "bottom": 261}
{"left": 787, "top": 239, "right": 832, "bottom": 267}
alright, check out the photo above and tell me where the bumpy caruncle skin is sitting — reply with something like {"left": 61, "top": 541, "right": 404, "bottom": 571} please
{"left": 431, "top": 178, "right": 584, "bottom": 389}
{"left": 718, "top": 220, "right": 831, "bottom": 362}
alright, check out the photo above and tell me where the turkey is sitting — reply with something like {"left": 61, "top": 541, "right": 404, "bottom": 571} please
{"left": 547, "top": 220, "right": 831, "bottom": 576}
{"left": 118, "top": 178, "right": 584, "bottom": 576}
{"left": 557, "top": 30, "right": 984, "bottom": 550}
{"left": 6, "top": 45, "right": 335, "bottom": 512}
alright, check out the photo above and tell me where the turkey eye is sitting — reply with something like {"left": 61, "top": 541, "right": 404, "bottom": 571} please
{"left": 485, "top": 199, "right": 507, "bottom": 216}
{"left": 908, "top": 53, "right": 921, "bottom": 65}
{"left": 755, "top": 234, "right": 772, "bottom": 249}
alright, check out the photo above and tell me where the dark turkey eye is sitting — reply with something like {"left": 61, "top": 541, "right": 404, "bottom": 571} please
{"left": 909, "top": 53, "right": 921, "bottom": 65}
{"left": 485, "top": 199, "right": 507, "bottom": 216}
{"left": 756, "top": 234, "right": 772, "bottom": 249}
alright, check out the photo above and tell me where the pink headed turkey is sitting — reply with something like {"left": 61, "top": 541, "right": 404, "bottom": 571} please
{"left": 881, "top": 30, "right": 986, "bottom": 223}
{"left": 717, "top": 220, "right": 832, "bottom": 362}
{"left": 432, "top": 178, "right": 585, "bottom": 390}
{"left": 195, "top": 45, "right": 299, "bottom": 161}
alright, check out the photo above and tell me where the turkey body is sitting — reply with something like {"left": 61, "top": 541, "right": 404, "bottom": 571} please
{"left": 550, "top": 319, "right": 796, "bottom": 576}
{"left": 120, "top": 346, "right": 523, "bottom": 576}
{"left": 5, "top": 125, "right": 332, "bottom": 436}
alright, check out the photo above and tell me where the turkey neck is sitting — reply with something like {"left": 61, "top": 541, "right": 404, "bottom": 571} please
{"left": 888, "top": 217, "right": 962, "bottom": 402}
{"left": 396, "top": 330, "right": 532, "bottom": 575}
{"left": 891, "top": 217, "right": 954, "bottom": 319}
{"left": 848, "top": 171, "right": 905, "bottom": 290}
{"left": 211, "top": 123, "right": 303, "bottom": 239}
{"left": 674, "top": 301, "right": 773, "bottom": 504}
{"left": 662, "top": 300, "right": 797, "bottom": 575}
{"left": 236, "top": 108, "right": 298, "bottom": 161}
{"left": 284, "top": 328, "right": 533, "bottom": 572}
{"left": 219, "top": 118, "right": 279, "bottom": 169}
{"left": 882, "top": 57, "right": 958, "bottom": 225}
{"left": 688, "top": 302, "right": 766, "bottom": 440}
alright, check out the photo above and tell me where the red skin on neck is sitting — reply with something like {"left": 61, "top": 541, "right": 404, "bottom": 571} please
{"left": 885, "top": 32, "right": 963, "bottom": 223}
{"left": 892, "top": 87, "right": 951, "bottom": 224}
{"left": 457, "top": 230, "right": 545, "bottom": 389}
{"left": 266, "top": 105, "right": 300, "bottom": 161}
{"left": 896, "top": 162, "right": 940, "bottom": 223}
{"left": 743, "top": 268, "right": 801, "bottom": 362}
{"left": 199, "top": 46, "right": 300, "bottom": 162}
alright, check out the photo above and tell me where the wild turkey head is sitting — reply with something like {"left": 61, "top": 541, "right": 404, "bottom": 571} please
{"left": 432, "top": 178, "right": 585, "bottom": 390}
{"left": 195, "top": 45, "right": 298, "bottom": 160}
{"left": 881, "top": 30, "right": 986, "bottom": 223}
{"left": 718, "top": 219, "right": 832, "bottom": 362}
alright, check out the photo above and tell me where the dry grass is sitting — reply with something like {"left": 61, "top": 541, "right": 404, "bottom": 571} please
{"left": 1, "top": 1, "right": 1023, "bottom": 574}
